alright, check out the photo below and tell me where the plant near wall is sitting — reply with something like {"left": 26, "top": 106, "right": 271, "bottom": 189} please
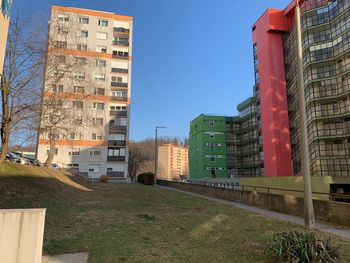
{"left": 265, "top": 230, "right": 340, "bottom": 263}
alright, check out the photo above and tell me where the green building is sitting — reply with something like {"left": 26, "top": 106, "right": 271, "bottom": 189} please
{"left": 189, "top": 97, "right": 262, "bottom": 180}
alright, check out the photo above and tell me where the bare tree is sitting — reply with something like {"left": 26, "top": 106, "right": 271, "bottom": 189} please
{"left": 0, "top": 14, "right": 43, "bottom": 163}
{"left": 128, "top": 146, "right": 147, "bottom": 182}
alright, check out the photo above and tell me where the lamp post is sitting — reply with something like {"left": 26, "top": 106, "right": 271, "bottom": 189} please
{"left": 155, "top": 126, "right": 166, "bottom": 184}
{"left": 295, "top": 0, "right": 315, "bottom": 229}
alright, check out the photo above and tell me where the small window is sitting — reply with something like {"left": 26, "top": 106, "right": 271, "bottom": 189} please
{"left": 96, "top": 59, "right": 106, "bottom": 67}
{"left": 79, "top": 17, "right": 89, "bottom": 24}
{"left": 57, "top": 27, "right": 68, "bottom": 35}
{"left": 94, "top": 88, "right": 105, "bottom": 95}
{"left": 72, "top": 101, "right": 83, "bottom": 109}
{"left": 58, "top": 15, "right": 69, "bottom": 22}
{"left": 96, "top": 45, "right": 107, "bottom": 53}
{"left": 73, "top": 86, "right": 84, "bottom": 94}
{"left": 96, "top": 32, "right": 108, "bottom": 40}
{"left": 77, "top": 44, "right": 88, "bottom": 51}
{"left": 94, "top": 74, "right": 105, "bottom": 81}
{"left": 92, "top": 118, "right": 104, "bottom": 126}
{"left": 93, "top": 102, "right": 105, "bottom": 110}
{"left": 75, "top": 57, "right": 87, "bottom": 65}
{"left": 81, "top": 31, "right": 88, "bottom": 38}
{"left": 98, "top": 19, "right": 108, "bottom": 27}
{"left": 58, "top": 55, "right": 66, "bottom": 63}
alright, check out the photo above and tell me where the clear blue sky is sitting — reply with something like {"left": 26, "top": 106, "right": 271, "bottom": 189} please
{"left": 12, "top": 0, "right": 291, "bottom": 141}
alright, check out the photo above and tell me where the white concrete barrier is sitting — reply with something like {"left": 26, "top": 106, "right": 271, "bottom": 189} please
{"left": 0, "top": 208, "right": 46, "bottom": 263}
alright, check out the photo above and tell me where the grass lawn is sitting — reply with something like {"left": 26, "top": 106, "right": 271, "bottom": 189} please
{"left": 1, "top": 163, "right": 350, "bottom": 262}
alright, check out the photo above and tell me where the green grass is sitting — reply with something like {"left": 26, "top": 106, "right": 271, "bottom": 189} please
{"left": 1, "top": 163, "right": 350, "bottom": 262}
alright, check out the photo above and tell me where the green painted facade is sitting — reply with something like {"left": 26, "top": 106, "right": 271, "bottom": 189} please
{"left": 189, "top": 115, "right": 235, "bottom": 179}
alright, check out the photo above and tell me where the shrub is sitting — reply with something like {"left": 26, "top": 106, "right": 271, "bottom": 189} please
{"left": 99, "top": 175, "right": 109, "bottom": 183}
{"left": 266, "top": 230, "right": 340, "bottom": 263}
{"left": 137, "top": 172, "right": 155, "bottom": 185}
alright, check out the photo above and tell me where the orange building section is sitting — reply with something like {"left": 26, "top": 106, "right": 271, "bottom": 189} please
{"left": 51, "top": 6, "right": 133, "bottom": 21}
{"left": 157, "top": 144, "right": 188, "bottom": 180}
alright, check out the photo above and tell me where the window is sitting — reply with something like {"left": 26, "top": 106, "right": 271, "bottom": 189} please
{"left": 58, "top": 55, "right": 66, "bottom": 63}
{"left": 81, "top": 31, "right": 88, "bottom": 38}
{"left": 92, "top": 134, "right": 103, "bottom": 140}
{"left": 58, "top": 15, "right": 69, "bottom": 22}
{"left": 111, "top": 91, "right": 127, "bottom": 98}
{"left": 77, "top": 44, "right": 88, "bottom": 51}
{"left": 73, "top": 86, "right": 84, "bottom": 94}
{"left": 69, "top": 133, "right": 76, "bottom": 140}
{"left": 94, "top": 88, "right": 105, "bottom": 95}
{"left": 46, "top": 148, "right": 58, "bottom": 155}
{"left": 96, "top": 32, "right": 107, "bottom": 40}
{"left": 96, "top": 59, "right": 106, "bottom": 67}
{"left": 79, "top": 17, "right": 89, "bottom": 24}
{"left": 110, "top": 118, "right": 127, "bottom": 126}
{"left": 98, "top": 19, "right": 108, "bottom": 27}
{"left": 57, "top": 27, "right": 68, "bottom": 35}
{"left": 111, "top": 76, "right": 123, "bottom": 82}
{"left": 72, "top": 101, "right": 83, "bottom": 109}
{"left": 96, "top": 45, "right": 107, "bottom": 53}
{"left": 110, "top": 105, "right": 126, "bottom": 111}
{"left": 108, "top": 133, "right": 125, "bottom": 141}
{"left": 108, "top": 148, "right": 126, "bottom": 156}
{"left": 54, "top": 41, "right": 67, "bottom": 48}
{"left": 90, "top": 150, "right": 101, "bottom": 156}
{"left": 75, "top": 57, "right": 87, "bottom": 65}
{"left": 74, "top": 72, "right": 85, "bottom": 80}
{"left": 92, "top": 118, "right": 104, "bottom": 126}
{"left": 52, "top": 85, "right": 64, "bottom": 92}
{"left": 94, "top": 74, "right": 105, "bottom": 81}
{"left": 93, "top": 102, "right": 105, "bottom": 110}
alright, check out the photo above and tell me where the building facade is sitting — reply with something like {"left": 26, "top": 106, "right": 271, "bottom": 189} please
{"left": 37, "top": 6, "right": 133, "bottom": 181}
{"left": 0, "top": 0, "right": 12, "bottom": 78}
{"left": 157, "top": 144, "right": 188, "bottom": 180}
{"left": 253, "top": 0, "right": 350, "bottom": 177}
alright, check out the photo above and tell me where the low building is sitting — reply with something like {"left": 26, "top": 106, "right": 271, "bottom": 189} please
{"left": 157, "top": 144, "right": 188, "bottom": 180}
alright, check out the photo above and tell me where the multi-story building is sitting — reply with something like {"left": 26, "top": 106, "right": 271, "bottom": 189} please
{"left": 189, "top": 114, "right": 239, "bottom": 179}
{"left": 36, "top": 6, "right": 133, "bottom": 181}
{"left": 157, "top": 144, "right": 188, "bottom": 180}
{"left": 252, "top": 0, "right": 350, "bottom": 177}
{"left": 0, "top": 0, "right": 11, "bottom": 79}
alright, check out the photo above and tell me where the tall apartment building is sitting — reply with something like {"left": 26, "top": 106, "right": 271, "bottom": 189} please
{"left": 0, "top": 0, "right": 11, "bottom": 78}
{"left": 157, "top": 144, "right": 189, "bottom": 180}
{"left": 189, "top": 114, "right": 239, "bottom": 179}
{"left": 37, "top": 6, "right": 133, "bottom": 181}
{"left": 253, "top": 0, "right": 350, "bottom": 177}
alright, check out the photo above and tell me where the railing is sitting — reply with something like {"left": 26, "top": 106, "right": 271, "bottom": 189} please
{"left": 108, "top": 140, "right": 126, "bottom": 147}
{"left": 111, "top": 82, "right": 128, "bottom": 88}
{"left": 113, "top": 27, "right": 130, "bottom": 33}
{"left": 162, "top": 179, "right": 350, "bottom": 203}
{"left": 112, "top": 68, "right": 128, "bottom": 74}
{"left": 112, "top": 54, "right": 129, "bottom": 60}
{"left": 113, "top": 41, "right": 129, "bottom": 46}
{"left": 109, "top": 110, "right": 127, "bottom": 117}
{"left": 110, "top": 96, "right": 128, "bottom": 102}
{"left": 109, "top": 125, "right": 127, "bottom": 132}
{"left": 107, "top": 156, "right": 126, "bottom": 162}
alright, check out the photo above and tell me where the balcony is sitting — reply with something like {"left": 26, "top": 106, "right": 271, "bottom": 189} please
{"left": 112, "top": 68, "right": 128, "bottom": 74}
{"left": 108, "top": 140, "right": 127, "bottom": 147}
{"left": 113, "top": 27, "right": 130, "bottom": 33}
{"left": 109, "top": 125, "right": 127, "bottom": 132}
{"left": 111, "top": 96, "right": 128, "bottom": 102}
{"left": 111, "top": 82, "right": 128, "bottom": 88}
{"left": 107, "top": 156, "right": 126, "bottom": 162}
{"left": 110, "top": 110, "right": 127, "bottom": 117}
{"left": 112, "top": 54, "right": 129, "bottom": 60}
{"left": 113, "top": 41, "right": 129, "bottom": 46}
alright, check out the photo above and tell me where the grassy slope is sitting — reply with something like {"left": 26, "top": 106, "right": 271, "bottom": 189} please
{"left": 0, "top": 163, "right": 350, "bottom": 263}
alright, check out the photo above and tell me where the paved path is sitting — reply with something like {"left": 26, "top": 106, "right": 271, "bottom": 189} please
{"left": 160, "top": 186, "right": 350, "bottom": 240}
{"left": 42, "top": 253, "right": 88, "bottom": 263}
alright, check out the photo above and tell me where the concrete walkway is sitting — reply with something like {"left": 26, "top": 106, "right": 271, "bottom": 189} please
{"left": 160, "top": 186, "right": 350, "bottom": 240}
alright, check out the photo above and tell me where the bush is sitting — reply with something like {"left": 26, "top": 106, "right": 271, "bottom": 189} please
{"left": 266, "top": 230, "right": 340, "bottom": 263}
{"left": 99, "top": 175, "right": 109, "bottom": 183}
{"left": 137, "top": 172, "right": 155, "bottom": 185}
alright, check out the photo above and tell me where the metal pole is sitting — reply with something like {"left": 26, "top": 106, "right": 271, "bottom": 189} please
{"left": 154, "top": 127, "right": 158, "bottom": 185}
{"left": 295, "top": 0, "right": 315, "bottom": 229}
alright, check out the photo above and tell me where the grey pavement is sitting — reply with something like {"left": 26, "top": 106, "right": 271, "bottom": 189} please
{"left": 160, "top": 186, "right": 350, "bottom": 240}
{"left": 42, "top": 253, "right": 88, "bottom": 263}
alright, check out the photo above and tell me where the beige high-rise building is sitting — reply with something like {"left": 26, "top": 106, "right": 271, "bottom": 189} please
{"left": 37, "top": 6, "right": 133, "bottom": 181}
{"left": 157, "top": 144, "right": 188, "bottom": 180}
{"left": 0, "top": 0, "right": 11, "bottom": 76}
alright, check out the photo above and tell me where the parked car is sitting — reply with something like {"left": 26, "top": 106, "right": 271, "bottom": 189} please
{"left": 11, "top": 152, "right": 42, "bottom": 166}
{"left": 5, "top": 153, "right": 21, "bottom": 163}
{"left": 8, "top": 152, "right": 30, "bottom": 165}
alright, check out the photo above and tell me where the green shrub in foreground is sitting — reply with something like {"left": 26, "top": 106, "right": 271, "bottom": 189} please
{"left": 137, "top": 172, "right": 155, "bottom": 185}
{"left": 266, "top": 230, "right": 340, "bottom": 263}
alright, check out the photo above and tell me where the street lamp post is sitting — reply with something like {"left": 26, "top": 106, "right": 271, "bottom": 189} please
{"left": 155, "top": 126, "right": 166, "bottom": 184}
{"left": 295, "top": 0, "right": 315, "bottom": 229}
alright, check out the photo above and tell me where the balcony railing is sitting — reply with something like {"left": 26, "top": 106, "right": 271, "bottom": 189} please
{"left": 112, "top": 54, "right": 129, "bottom": 60}
{"left": 113, "top": 27, "right": 130, "bottom": 33}
{"left": 113, "top": 41, "right": 129, "bottom": 46}
{"left": 108, "top": 140, "right": 126, "bottom": 147}
{"left": 110, "top": 110, "right": 127, "bottom": 117}
{"left": 109, "top": 125, "right": 127, "bottom": 132}
{"left": 111, "top": 82, "right": 128, "bottom": 88}
{"left": 111, "top": 96, "right": 128, "bottom": 102}
{"left": 111, "top": 68, "right": 128, "bottom": 74}
{"left": 107, "top": 156, "right": 126, "bottom": 162}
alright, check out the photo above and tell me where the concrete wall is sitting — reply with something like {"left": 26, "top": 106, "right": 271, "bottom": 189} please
{"left": 158, "top": 180, "right": 350, "bottom": 227}
{"left": 0, "top": 209, "right": 46, "bottom": 263}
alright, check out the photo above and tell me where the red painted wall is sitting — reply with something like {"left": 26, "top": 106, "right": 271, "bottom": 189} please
{"left": 252, "top": 8, "right": 293, "bottom": 177}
